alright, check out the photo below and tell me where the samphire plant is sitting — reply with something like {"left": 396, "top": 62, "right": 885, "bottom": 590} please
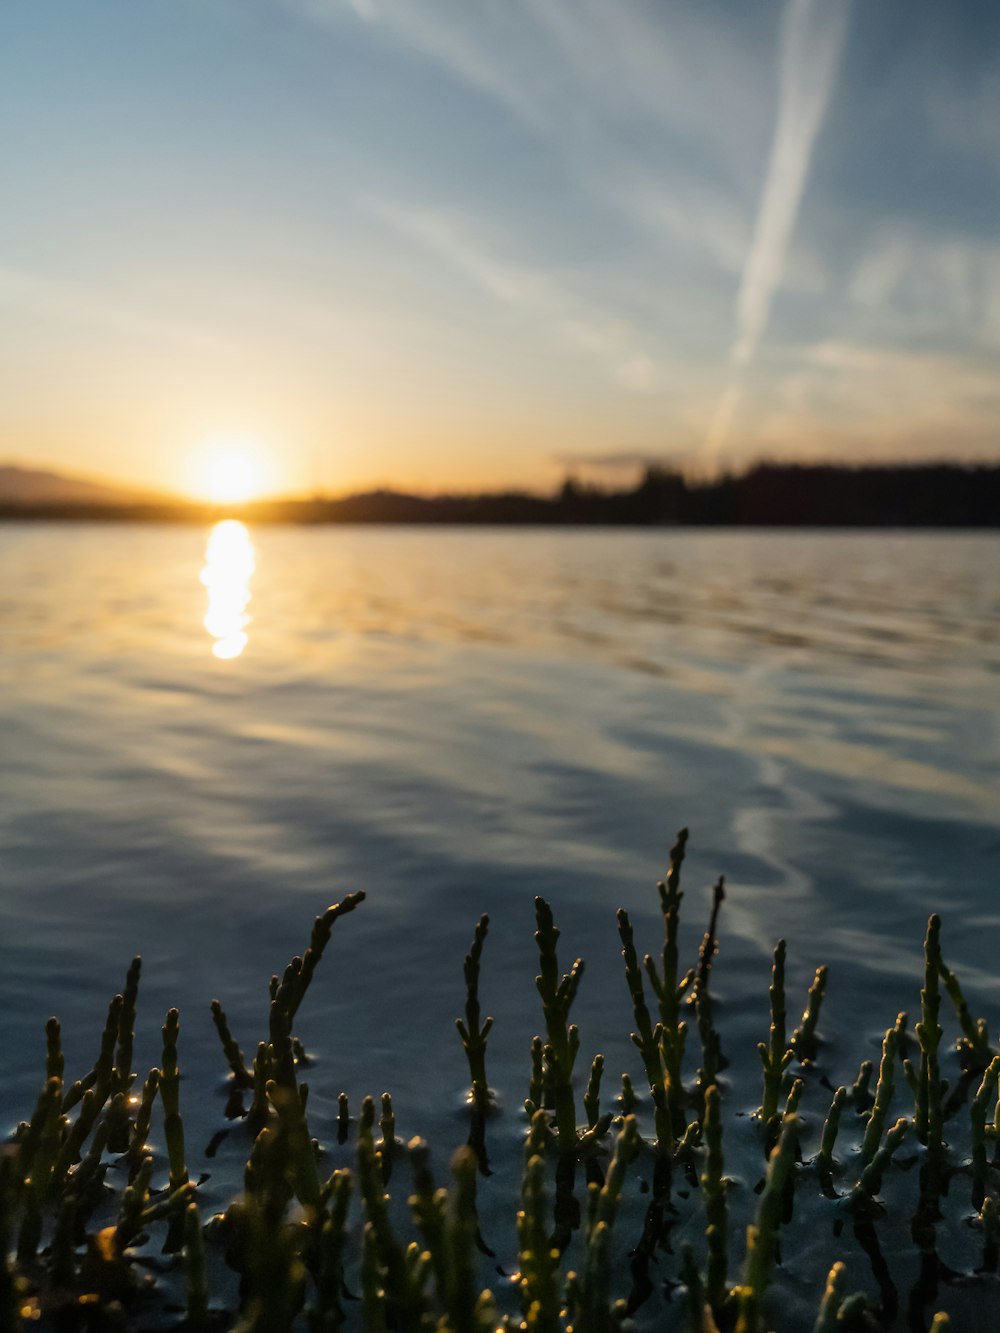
{"left": 2, "top": 831, "right": 994, "bottom": 1332}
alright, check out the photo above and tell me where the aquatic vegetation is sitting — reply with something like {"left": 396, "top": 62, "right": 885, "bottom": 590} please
{"left": 2, "top": 833, "right": 998, "bottom": 1330}
{"left": 531, "top": 896, "right": 586, "bottom": 1154}
{"left": 456, "top": 914, "right": 494, "bottom": 1174}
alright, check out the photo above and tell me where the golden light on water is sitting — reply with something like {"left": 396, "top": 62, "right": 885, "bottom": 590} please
{"left": 201, "top": 520, "right": 255, "bottom": 659}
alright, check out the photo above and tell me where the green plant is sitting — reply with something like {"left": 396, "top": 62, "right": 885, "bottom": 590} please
{"left": 2, "top": 838, "right": 992, "bottom": 1332}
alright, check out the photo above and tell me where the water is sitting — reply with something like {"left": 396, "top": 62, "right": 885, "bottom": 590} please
{"left": 2, "top": 522, "right": 999, "bottom": 1324}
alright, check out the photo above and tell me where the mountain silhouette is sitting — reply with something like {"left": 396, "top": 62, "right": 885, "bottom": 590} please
{"left": 0, "top": 463, "right": 176, "bottom": 507}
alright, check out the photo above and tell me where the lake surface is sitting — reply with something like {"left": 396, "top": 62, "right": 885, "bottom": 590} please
{"left": 2, "top": 523, "right": 999, "bottom": 1324}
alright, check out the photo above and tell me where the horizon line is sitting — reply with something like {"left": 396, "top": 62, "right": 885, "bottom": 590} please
{"left": 5, "top": 452, "right": 1000, "bottom": 510}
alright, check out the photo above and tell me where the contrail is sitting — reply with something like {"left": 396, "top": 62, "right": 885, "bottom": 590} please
{"left": 703, "top": 0, "right": 850, "bottom": 466}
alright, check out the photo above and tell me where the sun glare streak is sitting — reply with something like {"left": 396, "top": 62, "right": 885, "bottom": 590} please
{"left": 201, "top": 520, "right": 255, "bottom": 660}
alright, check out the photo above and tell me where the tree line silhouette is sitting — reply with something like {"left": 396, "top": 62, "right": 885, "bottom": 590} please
{"left": 3, "top": 462, "right": 999, "bottom": 527}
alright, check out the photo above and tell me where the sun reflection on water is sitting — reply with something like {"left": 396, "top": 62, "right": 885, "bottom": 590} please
{"left": 201, "top": 520, "right": 255, "bottom": 659}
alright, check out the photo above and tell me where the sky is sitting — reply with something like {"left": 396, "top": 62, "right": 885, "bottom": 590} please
{"left": 1, "top": 0, "right": 998, "bottom": 498}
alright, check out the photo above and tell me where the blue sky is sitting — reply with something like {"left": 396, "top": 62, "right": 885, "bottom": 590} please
{"left": 1, "top": 0, "right": 998, "bottom": 495}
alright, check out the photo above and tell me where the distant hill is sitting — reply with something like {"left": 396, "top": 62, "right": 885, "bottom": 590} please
{"left": 0, "top": 463, "right": 174, "bottom": 507}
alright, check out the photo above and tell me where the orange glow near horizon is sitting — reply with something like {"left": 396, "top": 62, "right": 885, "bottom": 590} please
{"left": 201, "top": 519, "right": 255, "bottom": 659}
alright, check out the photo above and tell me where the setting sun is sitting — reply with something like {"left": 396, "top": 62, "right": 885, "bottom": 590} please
{"left": 194, "top": 439, "right": 273, "bottom": 505}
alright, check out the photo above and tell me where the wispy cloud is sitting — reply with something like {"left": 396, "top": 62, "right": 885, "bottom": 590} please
{"left": 297, "top": 0, "right": 765, "bottom": 280}
{"left": 702, "top": 0, "right": 850, "bottom": 465}
{"left": 848, "top": 228, "right": 1000, "bottom": 347}
{"left": 366, "top": 198, "right": 668, "bottom": 393}
{"left": 754, "top": 336, "right": 1000, "bottom": 463}
{"left": 0, "top": 264, "right": 226, "bottom": 354}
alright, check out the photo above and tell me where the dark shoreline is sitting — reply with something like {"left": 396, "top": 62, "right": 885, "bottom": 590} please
{"left": 3, "top": 462, "right": 1000, "bottom": 528}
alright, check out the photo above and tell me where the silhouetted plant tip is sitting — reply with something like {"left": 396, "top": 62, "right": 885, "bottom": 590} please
{"left": 3, "top": 842, "right": 997, "bottom": 1330}
{"left": 694, "top": 985, "right": 723, "bottom": 1116}
{"left": 970, "top": 1056, "right": 1000, "bottom": 1210}
{"left": 291, "top": 892, "right": 366, "bottom": 1022}
{"left": 696, "top": 875, "right": 726, "bottom": 997}
{"left": 758, "top": 939, "right": 794, "bottom": 1127}
{"left": 643, "top": 828, "right": 692, "bottom": 1137}
{"left": 211, "top": 998, "right": 253, "bottom": 1091}
{"left": 938, "top": 938, "right": 993, "bottom": 1074}
{"left": 855, "top": 1117, "right": 909, "bottom": 1201}
{"left": 617, "top": 906, "right": 672, "bottom": 1155}
{"left": 915, "top": 915, "right": 947, "bottom": 1164}
{"left": 533, "top": 896, "right": 584, "bottom": 1154}
{"left": 859, "top": 1026, "right": 898, "bottom": 1165}
{"left": 457, "top": 913, "right": 494, "bottom": 1175}
{"left": 115, "top": 955, "right": 142, "bottom": 1090}
{"left": 456, "top": 913, "right": 493, "bottom": 1099}
{"left": 377, "top": 1092, "right": 396, "bottom": 1183}
{"left": 851, "top": 1059, "right": 874, "bottom": 1113}
{"left": 44, "top": 1016, "right": 63, "bottom": 1083}
{"left": 816, "top": 1086, "right": 846, "bottom": 1188}
{"left": 526, "top": 1034, "right": 546, "bottom": 1118}
{"left": 247, "top": 1041, "right": 269, "bottom": 1135}
{"left": 811, "top": 1262, "right": 868, "bottom": 1333}
{"left": 358, "top": 1094, "right": 376, "bottom": 1146}
{"left": 583, "top": 1054, "right": 604, "bottom": 1131}
{"left": 791, "top": 964, "right": 827, "bottom": 1064}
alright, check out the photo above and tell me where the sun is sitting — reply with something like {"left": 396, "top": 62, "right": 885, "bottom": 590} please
{"left": 194, "top": 439, "right": 272, "bottom": 505}
{"left": 204, "top": 451, "right": 260, "bottom": 504}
